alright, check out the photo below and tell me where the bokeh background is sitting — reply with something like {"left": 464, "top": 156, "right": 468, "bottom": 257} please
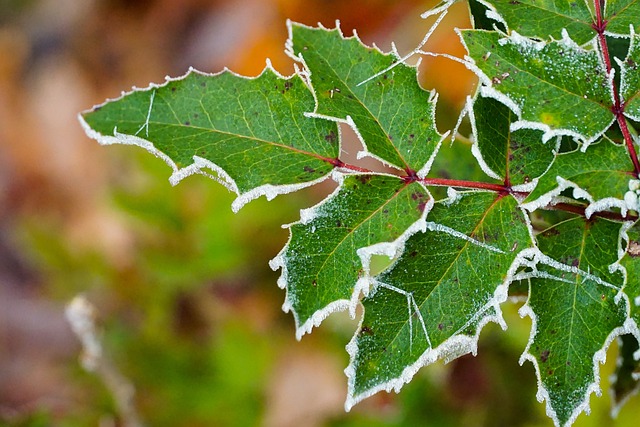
{"left": 0, "top": 0, "right": 639, "bottom": 426}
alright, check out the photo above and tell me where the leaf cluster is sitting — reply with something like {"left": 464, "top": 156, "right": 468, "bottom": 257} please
{"left": 80, "top": 0, "right": 640, "bottom": 425}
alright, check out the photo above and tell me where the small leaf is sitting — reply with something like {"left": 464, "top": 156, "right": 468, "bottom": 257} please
{"left": 519, "top": 216, "right": 628, "bottom": 427}
{"left": 271, "top": 173, "right": 430, "bottom": 339}
{"left": 461, "top": 30, "right": 614, "bottom": 144}
{"left": 288, "top": 23, "right": 442, "bottom": 174}
{"left": 81, "top": 67, "right": 340, "bottom": 212}
{"left": 471, "top": 94, "right": 555, "bottom": 186}
{"left": 522, "top": 138, "right": 633, "bottom": 215}
{"left": 346, "top": 191, "right": 532, "bottom": 407}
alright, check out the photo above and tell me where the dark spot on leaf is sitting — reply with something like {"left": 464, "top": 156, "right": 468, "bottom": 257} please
{"left": 540, "top": 350, "right": 550, "bottom": 363}
{"left": 303, "top": 165, "right": 316, "bottom": 174}
{"left": 417, "top": 201, "right": 427, "bottom": 212}
{"left": 360, "top": 326, "right": 374, "bottom": 335}
{"left": 438, "top": 323, "right": 444, "bottom": 330}
{"left": 409, "top": 250, "right": 418, "bottom": 257}
{"left": 171, "top": 87, "right": 177, "bottom": 92}
{"left": 336, "top": 220, "right": 342, "bottom": 227}
{"left": 547, "top": 369, "right": 554, "bottom": 375}
{"left": 93, "top": 106, "right": 102, "bottom": 112}
{"left": 357, "top": 175, "right": 373, "bottom": 185}
{"left": 324, "top": 130, "right": 337, "bottom": 144}
{"left": 550, "top": 329, "right": 556, "bottom": 335}
{"left": 312, "top": 280, "right": 317, "bottom": 287}
{"left": 509, "top": 0, "right": 521, "bottom": 4}
{"left": 566, "top": 361, "right": 571, "bottom": 366}
{"left": 194, "top": 113, "right": 199, "bottom": 119}
{"left": 284, "top": 80, "right": 293, "bottom": 91}
{"left": 184, "top": 121, "right": 191, "bottom": 126}
{"left": 200, "top": 82, "right": 206, "bottom": 87}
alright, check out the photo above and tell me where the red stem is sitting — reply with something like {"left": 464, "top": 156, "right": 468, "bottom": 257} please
{"left": 593, "top": 0, "right": 640, "bottom": 176}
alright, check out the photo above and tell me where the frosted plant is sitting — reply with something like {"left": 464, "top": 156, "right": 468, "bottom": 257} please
{"left": 80, "top": 1, "right": 640, "bottom": 425}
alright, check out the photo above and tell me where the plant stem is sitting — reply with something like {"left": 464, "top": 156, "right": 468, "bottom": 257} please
{"left": 593, "top": 0, "right": 640, "bottom": 176}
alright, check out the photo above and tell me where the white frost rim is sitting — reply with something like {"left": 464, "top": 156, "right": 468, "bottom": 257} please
{"left": 285, "top": 19, "right": 445, "bottom": 176}
{"left": 269, "top": 171, "right": 432, "bottom": 340}
{"left": 79, "top": 64, "right": 339, "bottom": 213}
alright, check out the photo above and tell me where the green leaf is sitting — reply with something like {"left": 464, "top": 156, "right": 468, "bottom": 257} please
{"left": 519, "top": 216, "right": 628, "bottom": 427}
{"left": 80, "top": 67, "right": 340, "bottom": 212}
{"left": 471, "top": 94, "right": 556, "bottom": 186}
{"left": 483, "top": 0, "right": 596, "bottom": 44}
{"left": 270, "top": 173, "right": 431, "bottom": 339}
{"left": 346, "top": 191, "right": 532, "bottom": 407}
{"left": 523, "top": 139, "right": 633, "bottom": 216}
{"left": 621, "top": 35, "right": 640, "bottom": 121}
{"left": 461, "top": 29, "right": 614, "bottom": 144}
{"left": 288, "top": 22, "right": 442, "bottom": 174}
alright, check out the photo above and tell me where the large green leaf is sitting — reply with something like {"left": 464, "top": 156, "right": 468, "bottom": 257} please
{"left": 471, "top": 94, "right": 556, "bottom": 186}
{"left": 346, "top": 191, "right": 532, "bottom": 407}
{"left": 606, "top": 0, "right": 640, "bottom": 38}
{"left": 461, "top": 29, "right": 614, "bottom": 144}
{"left": 271, "top": 173, "right": 431, "bottom": 339}
{"left": 288, "top": 23, "right": 442, "bottom": 174}
{"left": 519, "top": 216, "right": 628, "bottom": 427}
{"left": 80, "top": 67, "right": 339, "bottom": 212}
{"left": 522, "top": 139, "right": 633, "bottom": 216}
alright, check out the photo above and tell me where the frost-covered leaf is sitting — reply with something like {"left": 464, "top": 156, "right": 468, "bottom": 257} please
{"left": 620, "top": 35, "right": 640, "bottom": 121}
{"left": 619, "top": 221, "right": 640, "bottom": 344}
{"left": 522, "top": 139, "right": 633, "bottom": 216}
{"left": 80, "top": 67, "right": 339, "bottom": 212}
{"left": 346, "top": 191, "right": 532, "bottom": 407}
{"left": 461, "top": 30, "right": 614, "bottom": 144}
{"left": 471, "top": 94, "right": 555, "bottom": 186}
{"left": 288, "top": 23, "right": 442, "bottom": 174}
{"left": 483, "top": 0, "right": 596, "bottom": 44}
{"left": 520, "top": 216, "right": 628, "bottom": 427}
{"left": 611, "top": 334, "right": 640, "bottom": 415}
{"left": 271, "top": 174, "right": 430, "bottom": 339}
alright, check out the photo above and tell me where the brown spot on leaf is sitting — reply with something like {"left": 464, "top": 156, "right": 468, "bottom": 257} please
{"left": 540, "top": 350, "right": 550, "bottom": 363}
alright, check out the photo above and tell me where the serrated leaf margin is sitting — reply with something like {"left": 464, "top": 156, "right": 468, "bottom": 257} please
{"left": 285, "top": 19, "right": 447, "bottom": 176}
{"left": 458, "top": 28, "right": 616, "bottom": 148}
{"left": 513, "top": 240, "right": 636, "bottom": 427}
{"left": 269, "top": 170, "right": 432, "bottom": 340}
{"left": 79, "top": 64, "right": 336, "bottom": 213}
{"left": 343, "top": 198, "right": 537, "bottom": 411}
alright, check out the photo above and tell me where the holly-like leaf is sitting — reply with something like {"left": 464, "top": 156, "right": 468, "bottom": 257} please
{"left": 345, "top": 191, "right": 532, "bottom": 407}
{"left": 519, "top": 216, "right": 628, "bottom": 427}
{"left": 522, "top": 139, "right": 633, "bottom": 216}
{"left": 288, "top": 22, "right": 442, "bottom": 175}
{"left": 80, "top": 67, "right": 340, "bottom": 212}
{"left": 270, "top": 173, "right": 430, "bottom": 339}
{"left": 471, "top": 94, "right": 556, "bottom": 186}
{"left": 461, "top": 29, "right": 614, "bottom": 144}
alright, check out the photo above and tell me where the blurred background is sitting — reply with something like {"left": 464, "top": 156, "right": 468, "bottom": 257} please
{"left": 0, "top": 0, "right": 639, "bottom": 426}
